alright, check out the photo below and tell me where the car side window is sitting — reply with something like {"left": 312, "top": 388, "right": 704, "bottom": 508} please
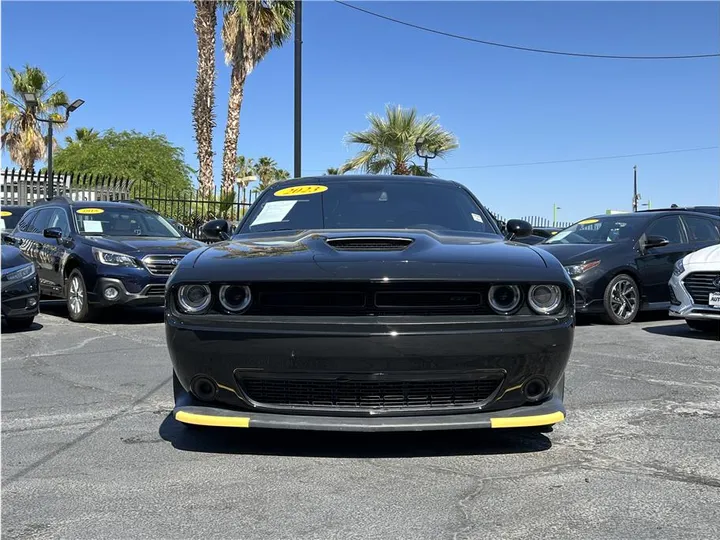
{"left": 47, "top": 208, "right": 71, "bottom": 236}
{"left": 16, "top": 210, "right": 38, "bottom": 233}
{"left": 683, "top": 216, "right": 720, "bottom": 242}
{"left": 645, "top": 216, "right": 685, "bottom": 244}
{"left": 27, "top": 208, "right": 53, "bottom": 234}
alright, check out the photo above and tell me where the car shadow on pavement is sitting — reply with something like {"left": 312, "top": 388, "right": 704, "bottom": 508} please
{"left": 642, "top": 322, "right": 719, "bottom": 341}
{"left": 0, "top": 320, "right": 44, "bottom": 334}
{"left": 158, "top": 414, "right": 553, "bottom": 457}
{"left": 39, "top": 300, "right": 165, "bottom": 325}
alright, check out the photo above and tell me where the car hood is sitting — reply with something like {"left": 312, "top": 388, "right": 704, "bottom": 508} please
{"left": 684, "top": 243, "right": 720, "bottom": 267}
{"left": 536, "top": 242, "right": 620, "bottom": 265}
{"left": 178, "top": 230, "right": 568, "bottom": 282}
{"left": 81, "top": 235, "right": 205, "bottom": 256}
{"left": 1, "top": 244, "right": 31, "bottom": 269}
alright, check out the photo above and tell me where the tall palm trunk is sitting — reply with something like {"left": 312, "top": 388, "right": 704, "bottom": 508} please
{"left": 221, "top": 63, "right": 246, "bottom": 193}
{"left": 192, "top": 0, "right": 217, "bottom": 198}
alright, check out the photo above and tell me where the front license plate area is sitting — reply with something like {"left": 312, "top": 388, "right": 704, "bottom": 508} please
{"left": 709, "top": 292, "right": 720, "bottom": 307}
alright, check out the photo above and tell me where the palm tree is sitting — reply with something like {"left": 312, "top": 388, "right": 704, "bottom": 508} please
{"left": 325, "top": 167, "right": 341, "bottom": 175}
{"left": 64, "top": 127, "right": 98, "bottom": 146}
{"left": 1, "top": 65, "right": 69, "bottom": 170}
{"left": 220, "top": 0, "right": 294, "bottom": 192}
{"left": 235, "top": 154, "right": 255, "bottom": 205}
{"left": 253, "top": 156, "right": 279, "bottom": 191}
{"left": 341, "top": 105, "right": 458, "bottom": 176}
{"left": 192, "top": 0, "right": 218, "bottom": 197}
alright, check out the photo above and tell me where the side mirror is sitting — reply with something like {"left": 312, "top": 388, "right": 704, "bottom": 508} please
{"left": 644, "top": 235, "right": 669, "bottom": 249}
{"left": 505, "top": 219, "right": 534, "bottom": 240}
{"left": 43, "top": 227, "right": 63, "bottom": 239}
{"left": 201, "top": 219, "right": 231, "bottom": 241}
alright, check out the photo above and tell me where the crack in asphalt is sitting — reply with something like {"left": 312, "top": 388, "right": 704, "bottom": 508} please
{"left": 3, "top": 375, "right": 171, "bottom": 486}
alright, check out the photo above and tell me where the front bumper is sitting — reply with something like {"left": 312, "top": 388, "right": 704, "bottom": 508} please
{"left": 93, "top": 277, "right": 167, "bottom": 307}
{"left": 668, "top": 273, "right": 720, "bottom": 321}
{"left": 167, "top": 312, "right": 573, "bottom": 430}
{"left": 173, "top": 389, "right": 566, "bottom": 431}
{"left": 1, "top": 273, "right": 40, "bottom": 321}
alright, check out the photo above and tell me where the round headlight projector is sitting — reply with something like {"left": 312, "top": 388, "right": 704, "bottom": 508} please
{"left": 488, "top": 285, "right": 522, "bottom": 314}
{"left": 178, "top": 284, "right": 212, "bottom": 313}
{"left": 528, "top": 284, "right": 562, "bottom": 314}
{"left": 219, "top": 285, "right": 252, "bottom": 313}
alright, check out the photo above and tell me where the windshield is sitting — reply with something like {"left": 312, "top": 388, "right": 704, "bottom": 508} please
{"left": 545, "top": 216, "right": 641, "bottom": 245}
{"left": 238, "top": 180, "right": 499, "bottom": 236}
{"left": 72, "top": 206, "right": 181, "bottom": 238}
{"left": 0, "top": 208, "right": 27, "bottom": 231}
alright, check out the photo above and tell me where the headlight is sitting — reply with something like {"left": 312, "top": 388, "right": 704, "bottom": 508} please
{"left": 488, "top": 284, "right": 522, "bottom": 315}
{"left": 528, "top": 284, "right": 563, "bottom": 315}
{"left": 177, "top": 284, "right": 212, "bottom": 314}
{"left": 564, "top": 260, "right": 601, "bottom": 277}
{"left": 92, "top": 247, "right": 139, "bottom": 267}
{"left": 672, "top": 258, "right": 685, "bottom": 276}
{"left": 219, "top": 285, "right": 252, "bottom": 313}
{"left": 1, "top": 262, "right": 36, "bottom": 282}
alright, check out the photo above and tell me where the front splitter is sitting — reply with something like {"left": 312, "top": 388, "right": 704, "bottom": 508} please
{"left": 173, "top": 393, "right": 566, "bottom": 432}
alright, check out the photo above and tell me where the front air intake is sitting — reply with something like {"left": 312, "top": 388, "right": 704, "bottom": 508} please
{"left": 325, "top": 237, "right": 414, "bottom": 251}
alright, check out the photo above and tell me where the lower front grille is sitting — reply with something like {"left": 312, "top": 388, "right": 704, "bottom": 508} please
{"left": 143, "top": 285, "right": 166, "bottom": 297}
{"left": 238, "top": 376, "right": 503, "bottom": 411}
{"left": 683, "top": 272, "right": 720, "bottom": 305}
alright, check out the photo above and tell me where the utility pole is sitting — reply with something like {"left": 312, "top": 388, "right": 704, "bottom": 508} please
{"left": 632, "top": 165, "right": 641, "bottom": 212}
{"left": 553, "top": 203, "right": 561, "bottom": 226}
{"left": 293, "top": 0, "right": 302, "bottom": 179}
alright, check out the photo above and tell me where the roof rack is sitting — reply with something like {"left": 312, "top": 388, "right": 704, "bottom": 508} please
{"left": 33, "top": 196, "right": 73, "bottom": 207}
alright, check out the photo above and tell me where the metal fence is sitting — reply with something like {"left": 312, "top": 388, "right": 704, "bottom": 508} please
{"left": 486, "top": 206, "right": 573, "bottom": 229}
{"left": 134, "top": 183, "right": 257, "bottom": 240}
{"left": 1, "top": 168, "right": 134, "bottom": 205}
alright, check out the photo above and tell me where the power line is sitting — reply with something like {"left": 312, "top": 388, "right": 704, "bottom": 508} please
{"left": 306, "top": 146, "right": 719, "bottom": 173}
{"left": 433, "top": 146, "right": 720, "bottom": 170}
{"left": 334, "top": 1, "right": 720, "bottom": 60}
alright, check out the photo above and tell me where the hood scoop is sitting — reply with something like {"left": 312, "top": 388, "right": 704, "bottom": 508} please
{"left": 325, "top": 237, "right": 414, "bottom": 252}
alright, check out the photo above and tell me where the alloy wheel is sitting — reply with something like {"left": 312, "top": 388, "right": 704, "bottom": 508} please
{"left": 69, "top": 276, "right": 84, "bottom": 314}
{"left": 609, "top": 278, "right": 637, "bottom": 320}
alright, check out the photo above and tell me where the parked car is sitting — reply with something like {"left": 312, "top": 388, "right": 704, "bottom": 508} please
{"left": 515, "top": 227, "right": 563, "bottom": 245}
{"left": 644, "top": 206, "right": 720, "bottom": 217}
{"left": 1, "top": 243, "right": 40, "bottom": 329}
{"left": 539, "top": 210, "right": 720, "bottom": 324}
{"left": 4, "top": 197, "right": 205, "bottom": 322}
{"left": 1, "top": 205, "right": 31, "bottom": 243}
{"left": 668, "top": 243, "right": 720, "bottom": 334}
{"left": 166, "top": 174, "right": 574, "bottom": 433}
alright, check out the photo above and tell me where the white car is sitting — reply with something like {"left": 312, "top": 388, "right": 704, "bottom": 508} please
{"left": 669, "top": 243, "right": 720, "bottom": 333}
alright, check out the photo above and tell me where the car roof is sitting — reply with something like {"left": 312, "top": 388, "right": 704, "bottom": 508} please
{"left": 33, "top": 197, "right": 153, "bottom": 211}
{"left": 269, "top": 174, "right": 463, "bottom": 189}
{"left": 0, "top": 205, "right": 32, "bottom": 211}
{"left": 582, "top": 209, "right": 720, "bottom": 221}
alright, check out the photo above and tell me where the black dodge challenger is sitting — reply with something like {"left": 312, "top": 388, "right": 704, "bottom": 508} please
{"left": 166, "top": 175, "right": 574, "bottom": 432}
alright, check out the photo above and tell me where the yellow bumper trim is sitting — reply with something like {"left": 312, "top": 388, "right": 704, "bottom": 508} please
{"left": 175, "top": 411, "right": 250, "bottom": 428}
{"left": 490, "top": 411, "right": 565, "bottom": 428}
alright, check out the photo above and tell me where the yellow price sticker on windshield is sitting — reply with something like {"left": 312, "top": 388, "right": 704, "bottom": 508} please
{"left": 0, "top": 211, "right": 12, "bottom": 217}
{"left": 275, "top": 185, "right": 328, "bottom": 197}
{"left": 550, "top": 231, "right": 558, "bottom": 235}
{"left": 579, "top": 218, "right": 599, "bottom": 225}
{"left": 76, "top": 208, "right": 105, "bottom": 215}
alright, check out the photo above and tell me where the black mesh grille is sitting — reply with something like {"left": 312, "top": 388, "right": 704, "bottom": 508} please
{"left": 249, "top": 282, "right": 493, "bottom": 316}
{"left": 144, "top": 285, "right": 166, "bottom": 297}
{"left": 239, "top": 376, "right": 502, "bottom": 410}
{"left": 683, "top": 272, "right": 720, "bottom": 305}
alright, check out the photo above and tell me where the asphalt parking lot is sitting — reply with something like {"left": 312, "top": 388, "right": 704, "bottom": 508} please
{"left": 2, "top": 304, "right": 719, "bottom": 540}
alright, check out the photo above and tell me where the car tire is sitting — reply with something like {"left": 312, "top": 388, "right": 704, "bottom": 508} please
{"left": 601, "top": 274, "right": 640, "bottom": 325}
{"left": 686, "top": 319, "right": 720, "bottom": 335}
{"left": 6, "top": 317, "right": 34, "bottom": 329}
{"left": 66, "top": 269, "right": 95, "bottom": 323}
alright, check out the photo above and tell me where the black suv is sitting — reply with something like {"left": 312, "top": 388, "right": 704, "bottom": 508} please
{"left": 5, "top": 197, "right": 205, "bottom": 322}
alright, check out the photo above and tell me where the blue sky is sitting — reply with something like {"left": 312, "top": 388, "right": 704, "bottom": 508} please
{"left": 2, "top": 1, "right": 719, "bottom": 222}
